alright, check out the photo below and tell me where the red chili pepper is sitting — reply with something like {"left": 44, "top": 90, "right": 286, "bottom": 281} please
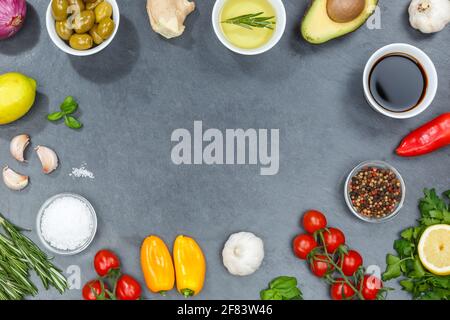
{"left": 396, "top": 113, "right": 450, "bottom": 157}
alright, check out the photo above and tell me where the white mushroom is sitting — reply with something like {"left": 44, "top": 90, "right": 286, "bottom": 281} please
{"left": 3, "top": 166, "right": 29, "bottom": 191}
{"left": 35, "top": 146, "right": 59, "bottom": 174}
{"left": 10, "top": 134, "right": 30, "bottom": 162}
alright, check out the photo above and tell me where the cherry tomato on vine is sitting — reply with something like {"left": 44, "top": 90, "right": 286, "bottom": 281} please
{"left": 302, "top": 210, "right": 327, "bottom": 233}
{"left": 94, "top": 249, "right": 120, "bottom": 277}
{"left": 322, "top": 228, "right": 345, "bottom": 253}
{"left": 309, "top": 254, "right": 334, "bottom": 277}
{"left": 330, "top": 278, "right": 355, "bottom": 300}
{"left": 116, "top": 275, "right": 142, "bottom": 300}
{"left": 293, "top": 234, "right": 317, "bottom": 260}
{"left": 359, "top": 275, "right": 383, "bottom": 300}
{"left": 82, "top": 280, "right": 110, "bottom": 300}
{"left": 338, "top": 250, "right": 363, "bottom": 276}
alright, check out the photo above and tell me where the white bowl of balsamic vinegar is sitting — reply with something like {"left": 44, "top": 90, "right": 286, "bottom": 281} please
{"left": 363, "top": 43, "right": 438, "bottom": 119}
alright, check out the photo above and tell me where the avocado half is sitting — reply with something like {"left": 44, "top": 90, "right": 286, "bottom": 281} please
{"left": 301, "top": 0, "right": 378, "bottom": 44}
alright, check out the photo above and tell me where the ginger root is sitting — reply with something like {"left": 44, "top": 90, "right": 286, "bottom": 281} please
{"left": 146, "top": 0, "right": 195, "bottom": 39}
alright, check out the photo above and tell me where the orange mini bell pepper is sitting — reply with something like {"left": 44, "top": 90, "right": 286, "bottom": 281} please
{"left": 173, "top": 235, "right": 206, "bottom": 297}
{"left": 140, "top": 235, "right": 175, "bottom": 294}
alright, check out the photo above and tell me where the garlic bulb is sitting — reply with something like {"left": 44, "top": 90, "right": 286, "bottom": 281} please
{"left": 3, "top": 166, "right": 29, "bottom": 191}
{"left": 35, "top": 146, "right": 59, "bottom": 174}
{"left": 222, "top": 232, "right": 264, "bottom": 276}
{"left": 409, "top": 0, "right": 450, "bottom": 33}
{"left": 10, "top": 134, "right": 30, "bottom": 162}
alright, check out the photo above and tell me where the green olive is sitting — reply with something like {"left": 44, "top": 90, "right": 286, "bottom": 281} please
{"left": 52, "top": 0, "right": 69, "bottom": 21}
{"left": 73, "top": 10, "right": 95, "bottom": 34}
{"left": 67, "top": 0, "right": 85, "bottom": 14}
{"left": 97, "top": 17, "right": 115, "bottom": 39}
{"left": 55, "top": 20, "right": 73, "bottom": 41}
{"left": 94, "top": 1, "right": 113, "bottom": 23}
{"left": 69, "top": 33, "right": 94, "bottom": 50}
{"left": 86, "top": 0, "right": 104, "bottom": 10}
{"left": 89, "top": 25, "right": 104, "bottom": 45}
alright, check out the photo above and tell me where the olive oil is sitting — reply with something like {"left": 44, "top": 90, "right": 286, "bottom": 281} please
{"left": 220, "top": 0, "right": 276, "bottom": 49}
{"left": 369, "top": 54, "right": 427, "bottom": 113}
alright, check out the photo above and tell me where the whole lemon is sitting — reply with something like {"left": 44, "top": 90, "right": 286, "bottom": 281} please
{"left": 0, "top": 73, "right": 37, "bottom": 125}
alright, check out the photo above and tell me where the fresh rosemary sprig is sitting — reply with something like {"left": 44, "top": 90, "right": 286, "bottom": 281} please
{"left": 0, "top": 214, "right": 68, "bottom": 299}
{"left": 221, "top": 12, "right": 276, "bottom": 30}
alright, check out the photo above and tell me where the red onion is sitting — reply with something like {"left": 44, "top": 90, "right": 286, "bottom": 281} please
{"left": 0, "top": 0, "right": 27, "bottom": 40}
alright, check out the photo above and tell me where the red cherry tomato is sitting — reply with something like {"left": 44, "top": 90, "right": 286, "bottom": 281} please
{"left": 94, "top": 249, "right": 120, "bottom": 277}
{"left": 359, "top": 275, "right": 383, "bottom": 300}
{"left": 330, "top": 278, "right": 355, "bottom": 300}
{"left": 338, "top": 250, "right": 363, "bottom": 276}
{"left": 322, "top": 228, "right": 345, "bottom": 253}
{"left": 293, "top": 234, "right": 318, "bottom": 260}
{"left": 116, "top": 275, "right": 142, "bottom": 300}
{"left": 310, "top": 254, "right": 334, "bottom": 277}
{"left": 82, "top": 280, "right": 109, "bottom": 300}
{"left": 302, "top": 210, "right": 327, "bottom": 233}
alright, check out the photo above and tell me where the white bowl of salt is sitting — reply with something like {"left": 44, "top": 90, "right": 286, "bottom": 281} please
{"left": 37, "top": 193, "right": 97, "bottom": 255}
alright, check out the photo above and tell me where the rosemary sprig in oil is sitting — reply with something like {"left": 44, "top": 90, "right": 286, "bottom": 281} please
{"left": 221, "top": 12, "right": 276, "bottom": 30}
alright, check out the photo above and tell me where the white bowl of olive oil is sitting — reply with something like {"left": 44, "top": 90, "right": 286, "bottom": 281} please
{"left": 212, "top": 0, "right": 286, "bottom": 55}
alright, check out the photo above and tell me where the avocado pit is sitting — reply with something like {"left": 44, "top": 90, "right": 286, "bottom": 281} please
{"left": 327, "top": 0, "right": 366, "bottom": 23}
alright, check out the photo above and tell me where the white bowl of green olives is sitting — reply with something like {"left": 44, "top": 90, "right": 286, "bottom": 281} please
{"left": 46, "top": 0, "right": 120, "bottom": 56}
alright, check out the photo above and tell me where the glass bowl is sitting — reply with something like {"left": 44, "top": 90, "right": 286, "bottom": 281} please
{"left": 36, "top": 193, "right": 97, "bottom": 255}
{"left": 344, "top": 160, "right": 406, "bottom": 223}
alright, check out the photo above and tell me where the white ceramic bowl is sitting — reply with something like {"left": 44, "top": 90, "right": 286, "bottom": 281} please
{"left": 344, "top": 160, "right": 406, "bottom": 223}
{"left": 363, "top": 43, "right": 438, "bottom": 119}
{"left": 212, "top": 0, "right": 286, "bottom": 55}
{"left": 36, "top": 193, "right": 97, "bottom": 255}
{"left": 46, "top": 0, "right": 120, "bottom": 56}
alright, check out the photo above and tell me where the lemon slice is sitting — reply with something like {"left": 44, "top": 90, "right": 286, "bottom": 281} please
{"left": 418, "top": 224, "right": 450, "bottom": 276}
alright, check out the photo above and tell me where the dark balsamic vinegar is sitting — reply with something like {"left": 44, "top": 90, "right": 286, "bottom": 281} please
{"left": 369, "top": 54, "right": 427, "bottom": 113}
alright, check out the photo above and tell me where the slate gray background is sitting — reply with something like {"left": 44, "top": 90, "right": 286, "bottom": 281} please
{"left": 0, "top": 0, "right": 449, "bottom": 300}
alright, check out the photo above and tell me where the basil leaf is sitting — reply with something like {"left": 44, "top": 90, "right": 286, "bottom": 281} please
{"left": 64, "top": 116, "right": 83, "bottom": 129}
{"left": 269, "top": 276, "right": 297, "bottom": 290}
{"left": 47, "top": 112, "right": 64, "bottom": 121}
{"left": 260, "top": 289, "right": 282, "bottom": 300}
{"left": 60, "top": 96, "right": 78, "bottom": 114}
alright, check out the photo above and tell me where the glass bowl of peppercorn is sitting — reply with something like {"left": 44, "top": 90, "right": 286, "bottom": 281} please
{"left": 344, "top": 160, "right": 405, "bottom": 223}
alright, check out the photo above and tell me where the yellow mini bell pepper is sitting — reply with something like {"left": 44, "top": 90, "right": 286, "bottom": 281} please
{"left": 173, "top": 235, "right": 206, "bottom": 297}
{"left": 140, "top": 235, "right": 175, "bottom": 294}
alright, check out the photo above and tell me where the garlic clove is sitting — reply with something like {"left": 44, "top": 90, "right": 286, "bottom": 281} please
{"left": 35, "top": 146, "right": 59, "bottom": 174}
{"left": 10, "top": 134, "right": 30, "bottom": 162}
{"left": 3, "top": 166, "right": 29, "bottom": 191}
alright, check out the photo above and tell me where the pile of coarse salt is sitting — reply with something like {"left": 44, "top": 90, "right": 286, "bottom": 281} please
{"left": 69, "top": 163, "right": 95, "bottom": 179}
{"left": 41, "top": 196, "right": 94, "bottom": 251}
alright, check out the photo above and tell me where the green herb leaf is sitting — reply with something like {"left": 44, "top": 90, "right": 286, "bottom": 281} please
{"left": 47, "top": 112, "right": 64, "bottom": 121}
{"left": 260, "top": 276, "right": 303, "bottom": 300}
{"left": 60, "top": 96, "right": 78, "bottom": 114}
{"left": 269, "top": 276, "right": 297, "bottom": 290}
{"left": 260, "top": 289, "right": 282, "bottom": 300}
{"left": 221, "top": 12, "right": 276, "bottom": 30}
{"left": 382, "top": 254, "right": 403, "bottom": 281}
{"left": 64, "top": 116, "right": 83, "bottom": 130}
{"left": 394, "top": 239, "right": 414, "bottom": 257}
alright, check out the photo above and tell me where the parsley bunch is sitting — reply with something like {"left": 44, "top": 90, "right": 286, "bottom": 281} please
{"left": 382, "top": 189, "right": 450, "bottom": 300}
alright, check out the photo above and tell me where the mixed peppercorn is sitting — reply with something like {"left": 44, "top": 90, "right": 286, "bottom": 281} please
{"left": 349, "top": 166, "right": 402, "bottom": 219}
